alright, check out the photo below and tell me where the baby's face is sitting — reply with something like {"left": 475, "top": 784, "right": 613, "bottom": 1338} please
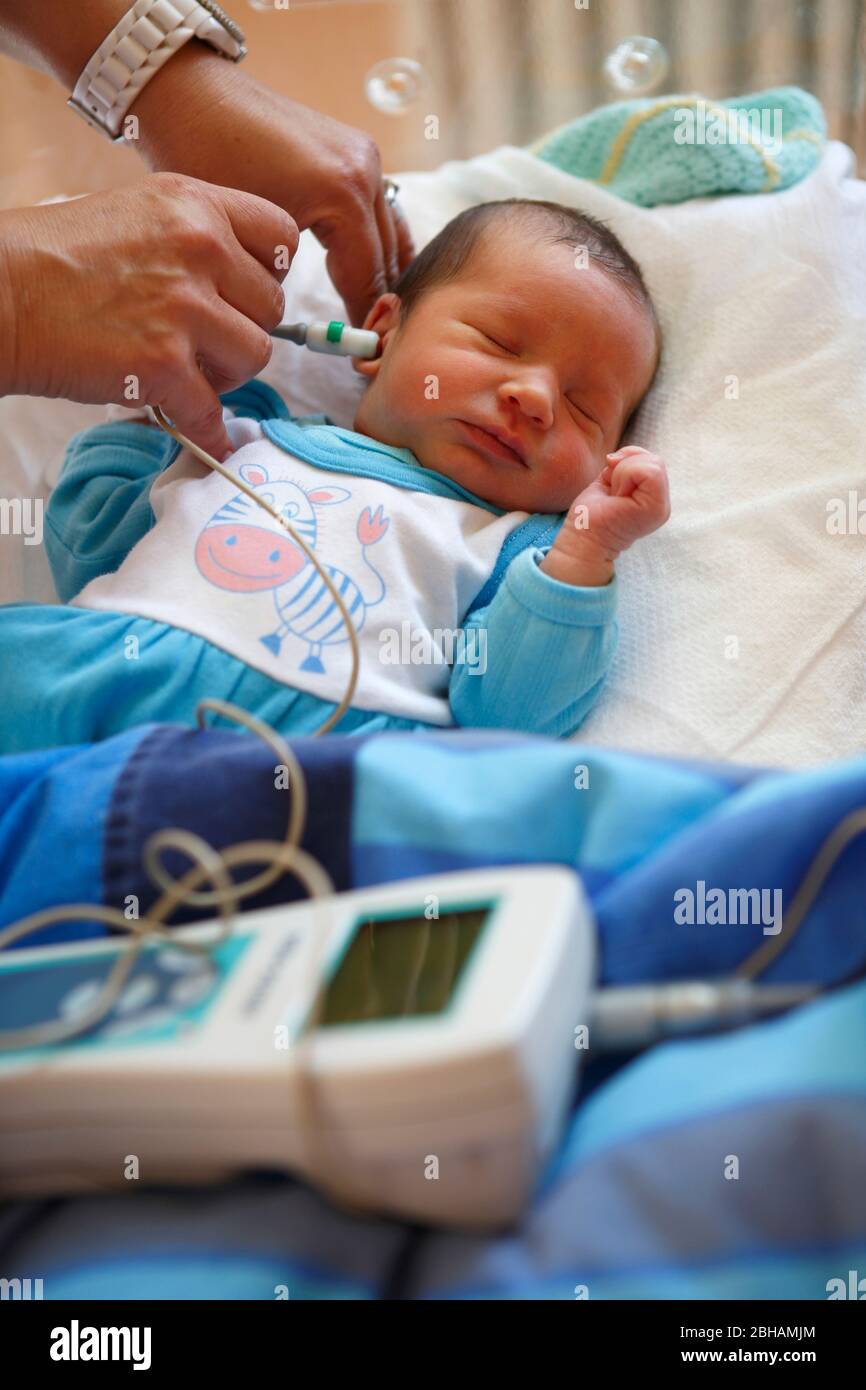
{"left": 353, "top": 222, "right": 659, "bottom": 513}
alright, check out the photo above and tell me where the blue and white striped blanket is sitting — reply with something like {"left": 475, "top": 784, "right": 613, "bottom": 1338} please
{"left": 1, "top": 724, "right": 865, "bottom": 1298}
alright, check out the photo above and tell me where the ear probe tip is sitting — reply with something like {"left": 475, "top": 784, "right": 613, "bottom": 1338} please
{"left": 271, "top": 320, "right": 380, "bottom": 358}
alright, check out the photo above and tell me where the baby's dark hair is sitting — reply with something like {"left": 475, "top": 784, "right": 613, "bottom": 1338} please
{"left": 393, "top": 198, "right": 663, "bottom": 411}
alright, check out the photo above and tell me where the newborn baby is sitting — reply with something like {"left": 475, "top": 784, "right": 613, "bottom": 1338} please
{"left": 1, "top": 198, "right": 669, "bottom": 752}
{"left": 353, "top": 197, "right": 667, "bottom": 582}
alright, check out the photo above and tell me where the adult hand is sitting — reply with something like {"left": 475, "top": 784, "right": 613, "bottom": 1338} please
{"left": 133, "top": 44, "right": 416, "bottom": 328}
{"left": 0, "top": 174, "right": 297, "bottom": 459}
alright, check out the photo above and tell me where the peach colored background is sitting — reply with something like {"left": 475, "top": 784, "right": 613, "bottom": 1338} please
{"left": 0, "top": 2, "right": 419, "bottom": 208}
{"left": 1, "top": 0, "right": 863, "bottom": 211}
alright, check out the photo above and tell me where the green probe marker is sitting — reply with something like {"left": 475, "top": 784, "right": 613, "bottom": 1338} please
{"left": 270, "top": 320, "right": 380, "bottom": 358}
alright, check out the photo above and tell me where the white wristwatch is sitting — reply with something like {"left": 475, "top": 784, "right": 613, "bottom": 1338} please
{"left": 68, "top": 0, "right": 247, "bottom": 142}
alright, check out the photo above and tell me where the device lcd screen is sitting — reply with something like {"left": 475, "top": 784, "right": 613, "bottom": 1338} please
{"left": 319, "top": 905, "right": 490, "bottom": 1026}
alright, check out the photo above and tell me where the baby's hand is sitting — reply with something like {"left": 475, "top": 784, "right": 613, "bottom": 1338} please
{"left": 578, "top": 447, "right": 671, "bottom": 555}
{"left": 540, "top": 447, "right": 670, "bottom": 587}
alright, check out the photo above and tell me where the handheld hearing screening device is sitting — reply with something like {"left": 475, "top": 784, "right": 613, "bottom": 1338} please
{"left": 0, "top": 852, "right": 820, "bottom": 1230}
{"left": 0, "top": 867, "right": 593, "bottom": 1230}
{"left": 271, "top": 320, "right": 380, "bottom": 358}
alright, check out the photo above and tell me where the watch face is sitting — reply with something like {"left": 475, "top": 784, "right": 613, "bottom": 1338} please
{"left": 196, "top": 0, "right": 247, "bottom": 51}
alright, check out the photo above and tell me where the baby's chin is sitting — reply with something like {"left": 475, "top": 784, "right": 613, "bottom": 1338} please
{"left": 351, "top": 413, "right": 558, "bottom": 511}
{"left": 414, "top": 439, "right": 548, "bottom": 511}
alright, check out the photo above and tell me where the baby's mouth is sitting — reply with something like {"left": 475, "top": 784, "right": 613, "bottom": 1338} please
{"left": 457, "top": 419, "right": 528, "bottom": 468}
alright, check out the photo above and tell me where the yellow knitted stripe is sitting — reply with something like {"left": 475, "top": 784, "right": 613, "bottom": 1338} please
{"left": 526, "top": 119, "right": 574, "bottom": 156}
{"left": 785, "top": 127, "right": 824, "bottom": 147}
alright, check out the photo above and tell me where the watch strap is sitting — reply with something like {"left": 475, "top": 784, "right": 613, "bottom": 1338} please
{"left": 69, "top": 0, "right": 246, "bottom": 142}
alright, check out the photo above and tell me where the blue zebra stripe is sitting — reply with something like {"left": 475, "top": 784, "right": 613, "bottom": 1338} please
{"left": 277, "top": 564, "right": 366, "bottom": 644}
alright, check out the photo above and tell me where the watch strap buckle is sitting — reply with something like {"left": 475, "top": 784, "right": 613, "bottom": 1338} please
{"left": 67, "top": 94, "right": 126, "bottom": 142}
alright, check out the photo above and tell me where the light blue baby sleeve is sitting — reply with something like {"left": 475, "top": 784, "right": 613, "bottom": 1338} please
{"left": 44, "top": 422, "right": 179, "bottom": 601}
{"left": 449, "top": 545, "right": 618, "bottom": 737}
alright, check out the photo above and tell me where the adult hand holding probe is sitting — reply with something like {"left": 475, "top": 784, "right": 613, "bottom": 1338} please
{"left": 0, "top": 0, "right": 413, "bottom": 459}
{"left": 0, "top": 176, "right": 296, "bottom": 463}
{"left": 0, "top": 199, "right": 380, "bottom": 466}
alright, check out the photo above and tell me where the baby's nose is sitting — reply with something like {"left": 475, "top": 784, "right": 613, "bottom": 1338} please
{"left": 501, "top": 379, "right": 555, "bottom": 428}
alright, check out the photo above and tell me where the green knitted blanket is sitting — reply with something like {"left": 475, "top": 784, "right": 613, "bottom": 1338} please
{"left": 529, "top": 86, "right": 826, "bottom": 205}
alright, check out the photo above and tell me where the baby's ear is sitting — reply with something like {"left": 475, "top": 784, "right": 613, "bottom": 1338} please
{"left": 351, "top": 351, "right": 378, "bottom": 378}
{"left": 352, "top": 293, "right": 401, "bottom": 378}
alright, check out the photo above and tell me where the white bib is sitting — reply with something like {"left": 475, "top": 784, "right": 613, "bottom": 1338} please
{"left": 73, "top": 423, "right": 530, "bottom": 725}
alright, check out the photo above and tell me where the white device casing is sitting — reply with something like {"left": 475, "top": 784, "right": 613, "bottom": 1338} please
{"left": 0, "top": 866, "right": 594, "bottom": 1229}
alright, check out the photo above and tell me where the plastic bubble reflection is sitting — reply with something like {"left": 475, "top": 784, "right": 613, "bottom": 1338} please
{"left": 364, "top": 58, "right": 428, "bottom": 115}
{"left": 604, "top": 36, "right": 669, "bottom": 96}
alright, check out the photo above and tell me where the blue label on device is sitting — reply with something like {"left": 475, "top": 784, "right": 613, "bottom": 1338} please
{"left": 0, "top": 933, "right": 254, "bottom": 1057}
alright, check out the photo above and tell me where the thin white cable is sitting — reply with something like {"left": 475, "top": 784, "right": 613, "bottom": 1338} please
{"left": 0, "top": 409, "right": 361, "bottom": 1049}
{"left": 151, "top": 405, "right": 360, "bottom": 733}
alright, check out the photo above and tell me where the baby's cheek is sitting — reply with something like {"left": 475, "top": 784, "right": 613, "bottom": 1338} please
{"left": 548, "top": 449, "right": 598, "bottom": 504}
{"left": 428, "top": 350, "right": 489, "bottom": 407}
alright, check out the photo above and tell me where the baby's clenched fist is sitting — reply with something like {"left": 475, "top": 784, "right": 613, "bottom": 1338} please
{"left": 541, "top": 446, "right": 671, "bottom": 587}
